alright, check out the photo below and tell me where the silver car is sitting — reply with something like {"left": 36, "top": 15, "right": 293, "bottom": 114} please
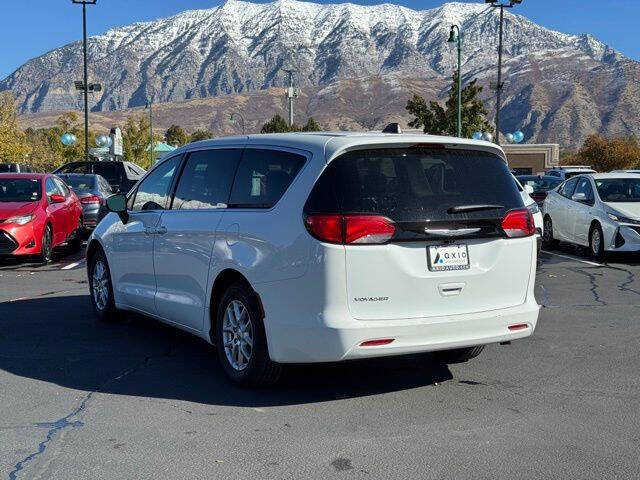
{"left": 543, "top": 173, "right": 640, "bottom": 259}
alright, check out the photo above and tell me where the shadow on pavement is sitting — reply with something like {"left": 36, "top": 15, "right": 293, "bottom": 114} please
{"left": 0, "top": 295, "right": 453, "bottom": 407}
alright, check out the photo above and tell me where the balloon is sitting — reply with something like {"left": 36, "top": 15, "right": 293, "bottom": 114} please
{"left": 513, "top": 131, "right": 524, "bottom": 143}
{"left": 96, "top": 135, "right": 109, "bottom": 147}
{"left": 70, "top": 134, "right": 77, "bottom": 144}
{"left": 472, "top": 131, "right": 483, "bottom": 140}
{"left": 482, "top": 132, "right": 494, "bottom": 142}
{"left": 505, "top": 133, "right": 514, "bottom": 143}
{"left": 104, "top": 136, "right": 113, "bottom": 148}
{"left": 61, "top": 133, "right": 74, "bottom": 146}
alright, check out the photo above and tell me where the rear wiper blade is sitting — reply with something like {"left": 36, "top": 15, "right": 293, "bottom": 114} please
{"left": 447, "top": 204, "right": 504, "bottom": 214}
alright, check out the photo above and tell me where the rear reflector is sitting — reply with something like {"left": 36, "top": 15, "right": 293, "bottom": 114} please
{"left": 80, "top": 195, "right": 101, "bottom": 204}
{"left": 304, "top": 214, "right": 396, "bottom": 245}
{"left": 502, "top": 209, "right": 536, "bottom": 238}
{"left": 508, "top": 323, "right": 529, "bottom": 331}
{"left": 360, "top": 339, "right": 394, "bottom": 347}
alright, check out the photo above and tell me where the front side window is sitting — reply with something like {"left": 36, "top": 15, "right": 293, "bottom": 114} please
{"left": 53, "top": 177, "right": 71, "bottom": 197}
{"left": 595, "top": 178, "right": 640, "bottom": 203}
{"left": 0, "top": 179, "right": 41, "bottom": 202}
{"left": 45, "top": 178, "right": 62, "bottom": 200}
{"left": 573, "top": 178, "right": 594, "bottom": 202}
{"left": 131, "top": 156, "right": 181, "bottom": 211}
{"left": 173, "top": 149, "right": 242, "bottom": 210}
{"left": 228, "top": 149, "right": 306, "bottom": 208}
{"left": 560, "top": 177, "right": 579, "bottom": 199}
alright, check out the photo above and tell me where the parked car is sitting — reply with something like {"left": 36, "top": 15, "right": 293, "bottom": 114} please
{"left": 53, "top": 161, "right": 145, "bottom": 194}
{"left": 56, "top": 174, "right": 112, "bottom": 235}
{"left": 516, "top": 175, "right": 563, "bottom": 205}
{"left": 0, "top": 173, "right": 83, "bottom": 263}
{"left": 514, "top": 176, "right": 543, "bottom": 248}
{"left": 87, "top": 133, "right": 540, "bottom": 385}
{"left": 543, "top": 173, "right": 640, "bottom": 259}
{"left": 0, "top": 163, "right": 33, "bottom": 173}
{"left": 547, "top": 166, "right": 596, "bottom": 180}
{"left": 611, "top": 170, "right": 640, "bottom": 174}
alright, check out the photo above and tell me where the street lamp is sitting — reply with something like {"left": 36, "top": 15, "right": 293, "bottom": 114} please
{"left": 230, "top": 113, "right": 246, "bottom": 134}
{"left": 448, "top": 25, "right": 462, "bottom": 138}
{"left": 145, "top": 100, "right": 153, "bottom": 166}
{"left": 71, "top": 0, "right": 97, "bottom": 161}
{"left": 485, "top": 0, "right": 523, "bottom": 145}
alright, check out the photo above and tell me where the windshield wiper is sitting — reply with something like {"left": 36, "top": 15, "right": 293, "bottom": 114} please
{"left": 447, "top": 204, "right": 504, "bottom": 214}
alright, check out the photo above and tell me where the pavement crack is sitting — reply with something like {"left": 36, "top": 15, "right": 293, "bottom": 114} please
{"left": 568, "top": 266, "right": 607, "bottom": 306}
{"left": 603, "top": 264, "right": 640, "bottom": 296}
{"left": 7, "top": 347, "right": 173, "bottom": 480}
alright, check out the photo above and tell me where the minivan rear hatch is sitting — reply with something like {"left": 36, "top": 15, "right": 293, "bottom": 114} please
{"left": 304, "top": 146, "right": 534, "bottom": 321}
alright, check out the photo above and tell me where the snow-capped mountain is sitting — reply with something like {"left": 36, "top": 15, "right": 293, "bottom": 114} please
{"left": 3, "top": 0, "right": 639, "bottom": 147}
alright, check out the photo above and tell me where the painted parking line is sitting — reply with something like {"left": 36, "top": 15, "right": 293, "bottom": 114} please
{"left": 540, "top": 250, "right": 603, "bottom": 267}
{"left": 61, "top": 260, "right": 84, "bottom": 270}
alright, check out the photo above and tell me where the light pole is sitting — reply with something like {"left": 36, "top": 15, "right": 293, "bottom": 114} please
{"left": 230, "top": 113, "right": 246, "bottom": 134}
{"left": 448, "top": 24, "right": 462, "bottom": 138}
{"left": 72, "top": 0, "right": 96, "bottom": 161}
{"left": 283, "top": 69, "right": 299, "bottom": 127}
{"left": 145, "top": 100, "right": 153, "bottom": 166}
{"left": 486, "top": 0, "right": 523, "bottom": 145}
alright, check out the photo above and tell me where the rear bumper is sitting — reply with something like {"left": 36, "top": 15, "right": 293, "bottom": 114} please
{"left": 261, "top": 299, "right": 539, "bottom": 363}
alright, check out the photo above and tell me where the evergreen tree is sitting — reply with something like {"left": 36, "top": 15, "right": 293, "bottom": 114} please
{"left": 165, "top": 124, "right": 188, "bottom": 146}
{"left": 302, "top": 117, "right": 321, "bottom": 132}
{"left": 189, "top": 129, "right": 213, "bottom": 142}
{"left": 261, "top": 114, "right": 292, "bottom": 133}
{"left": 406, "top": 72, "right": 493, "bottom": 138}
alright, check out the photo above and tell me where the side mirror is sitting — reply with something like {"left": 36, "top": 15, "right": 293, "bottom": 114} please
{"left": 524, "top": 185, "right": 534, "bottom": 194}
{"left": 572, "top": 192, "right": 587, "bottom": 202}
{"left": 106, "top": 193, "right": 129, "bottom": 223}
{"left": 50, "top": 194, "right": 66, "bottom": 204}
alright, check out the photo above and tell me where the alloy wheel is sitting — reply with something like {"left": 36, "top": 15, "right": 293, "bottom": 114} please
{"left": 92, "top": 260, "right": 109, "bottom": 311}
{"left": 222, "top": 300, "right": 254, "bottom": 371}
{"left": 591, "top": 228, "right": 602, "bottom": 256}
{"left": 543, "top": 218, "right": 553, "bottom": 243}
{"left": 41, "top": 227, "right": 52, "bottom": 262}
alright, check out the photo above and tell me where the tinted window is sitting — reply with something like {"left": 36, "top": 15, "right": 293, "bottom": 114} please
{"left": 595, "top": 178, "right": 640, "bottom": 203}
{"left": 228, "top": 149, "right": 306, "bottom": 208}
{"left": 0, "top": 179, "right": 41, "bottom": 202}
{"left": 548, "top": 171, "right": 560, "bottom": 177}
{"left": 131, "top": 156, "right": 180, "bottom": 211}
{"left": 560, "top": 177, "right": 579, "bottom": 199}
{"left": 305, "top": 148, "right": 523, "bottom": 223}
{"left": 0, "top": 165, "right": 12, "bottom": 173}
{"left": 516, "top": 176, "right": 562, "bottom": 192}
{"left": 59, "top": 175, "right": 96, "bottom": 194}
{"left": 92, "top": 163, "right": 121, "bottom": 185}
{"left": 98, "top": 177, "right": 112, "bottom": 194}
{"left": 173, "top": 149, "right": 241, "bottom": 210}
{"left": 574, "top": 178, "right": 594, "bottom": 202}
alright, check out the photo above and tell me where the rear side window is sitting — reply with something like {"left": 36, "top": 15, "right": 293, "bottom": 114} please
{"left": 228, "top": 148, "right": 306, "bottom": 208}
{"left": 173, "top": 149, "right": 241, "bottom": 209}
{"left": 305, "top": 148, "right": 523, "bottom": 223}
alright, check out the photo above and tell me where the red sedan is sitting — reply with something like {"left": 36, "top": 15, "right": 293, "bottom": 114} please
{"left": 0, "top": 173, "right": 83, "bottom": 263}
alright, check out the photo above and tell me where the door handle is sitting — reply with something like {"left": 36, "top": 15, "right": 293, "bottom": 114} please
{"left": 144, "top": 227, "right": 154, "bottom": 235}
{"left": 155, "top": 226, "right": 167, "bottom": 235}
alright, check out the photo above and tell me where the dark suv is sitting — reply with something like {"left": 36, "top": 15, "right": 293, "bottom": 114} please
{"left": 53, "top": 161, "right": 146, "bottom": 193}
{"left": 0, "top": 163, "right": 33, "bottom": 173}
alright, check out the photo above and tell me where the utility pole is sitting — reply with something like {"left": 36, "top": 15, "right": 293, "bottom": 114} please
{"left": 283, "top": 69, "right": 299, "bottom": 127}
{"left": 146, "top": 100, "right": 153, "bottom": 166}
{"left": 72, "top": 0, "right": 97, "bottom": 161}
{"left": 486, "top": 0, "right": 523, "bottom": 145}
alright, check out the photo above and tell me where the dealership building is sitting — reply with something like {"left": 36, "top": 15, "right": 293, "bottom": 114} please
{"left": 502, "top": 144, "right": 560, "bottom": 175}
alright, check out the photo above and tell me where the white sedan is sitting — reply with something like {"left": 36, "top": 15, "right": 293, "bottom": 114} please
{"left": 543, "top": 173, "right": 640, "bottom": 259}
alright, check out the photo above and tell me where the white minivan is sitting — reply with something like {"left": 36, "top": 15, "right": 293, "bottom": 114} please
{"left": 88, "top": 133, "right": 540, "bottom": 385}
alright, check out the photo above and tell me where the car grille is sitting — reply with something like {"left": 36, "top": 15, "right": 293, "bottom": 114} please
{"left": 0, "top": 230, "right": 18, "bottom": 254}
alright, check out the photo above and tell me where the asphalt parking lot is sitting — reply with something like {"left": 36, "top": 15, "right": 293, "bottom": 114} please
{"left": 1, "top": 245, "right": 639, "bottom": 480}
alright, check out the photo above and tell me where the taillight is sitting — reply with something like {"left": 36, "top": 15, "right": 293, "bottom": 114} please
{"left": 80, "top": 195, "right": 101, "bottom": 204}
{"left": 304, "top": 214, "right": 396, "bottom": 245}
{"left": 501, "top": 209, "right": 535, "bottom": 238}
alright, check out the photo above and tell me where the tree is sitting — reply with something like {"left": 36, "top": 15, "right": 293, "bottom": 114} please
{"left": 165, "top": 124, "right": 188, "bottom": 146}
{"left": 122, "top": 115, "right": 158, "bottom": 169}
{"left": 406, "top": 72, "right": 493, "bottom": 138}
{"left": 189, "top": 129, "right": 213, "bottom": 143}
{"left": 564, "top": 134, "right": 640, "bottom": 171}
{"left": 302, "top": 117, "right": 321, "bottom": 132}
{"left": 0, "top": 92, "right": 30, "bottom": 163}
{"left": 261, "top": 114, "right": 292, "bottom": 133}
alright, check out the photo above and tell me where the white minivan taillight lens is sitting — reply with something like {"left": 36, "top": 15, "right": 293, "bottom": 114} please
{"left": 502, "top": 209, "right": 535, "bottom": 238}
{"left": 304, "top": 214, "right": 396, "bottom": 244}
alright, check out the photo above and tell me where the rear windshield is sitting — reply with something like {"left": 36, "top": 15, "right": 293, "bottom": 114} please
{"left": 0, "top": 179, "right": 41, "bottom": 202}
{"left": 517, "top": 176, "right": 562, "bottom": 192}
{"left": 58, "top": 175, "right": 95, "bottom": 194}
{"left": 305, "top": 148, "right": 523, "bottom": 223}
{"left": 0, "top": 165, "right": 13, "bottom": 173}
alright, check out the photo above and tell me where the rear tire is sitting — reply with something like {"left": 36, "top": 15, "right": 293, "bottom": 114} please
{"left": 434, "top": 345, "right": 485, "bottom": 364}
{"left": 542, "top": 216, "right": 558, "bottom": 248}
{"left": 89, "top": 249, "right": 118, "bottom": 321}
{"left": 215, "top": 283, "right": 282, "bottom": 386}
{"left": 36, "top": 225, "right": 53, "bottom": 264}
{"left": 589, "top": 223, "right": 605, "bottom": 260}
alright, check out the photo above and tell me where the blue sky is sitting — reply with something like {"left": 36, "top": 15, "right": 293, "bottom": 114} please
{"left": 1, "top": 0, "right": 638, "bottom": 79}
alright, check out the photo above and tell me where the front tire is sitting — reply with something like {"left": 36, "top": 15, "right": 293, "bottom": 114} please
{"left": 215, "top": 283, "right": 282, "bottom": 386}
{"left": 89, "top": 249, "right": 118, "bottom": 321}
{"left": 542, "top": 216, "right": 558, "bottom": 248}
{"left": 37, "top": 225, "right": 53, "bottom": 264}
{"left": 589, "top": 223, "right": 605, "bottom": 260}
{"left": 434, "top": 345, "right": 485, "bottom": 364}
